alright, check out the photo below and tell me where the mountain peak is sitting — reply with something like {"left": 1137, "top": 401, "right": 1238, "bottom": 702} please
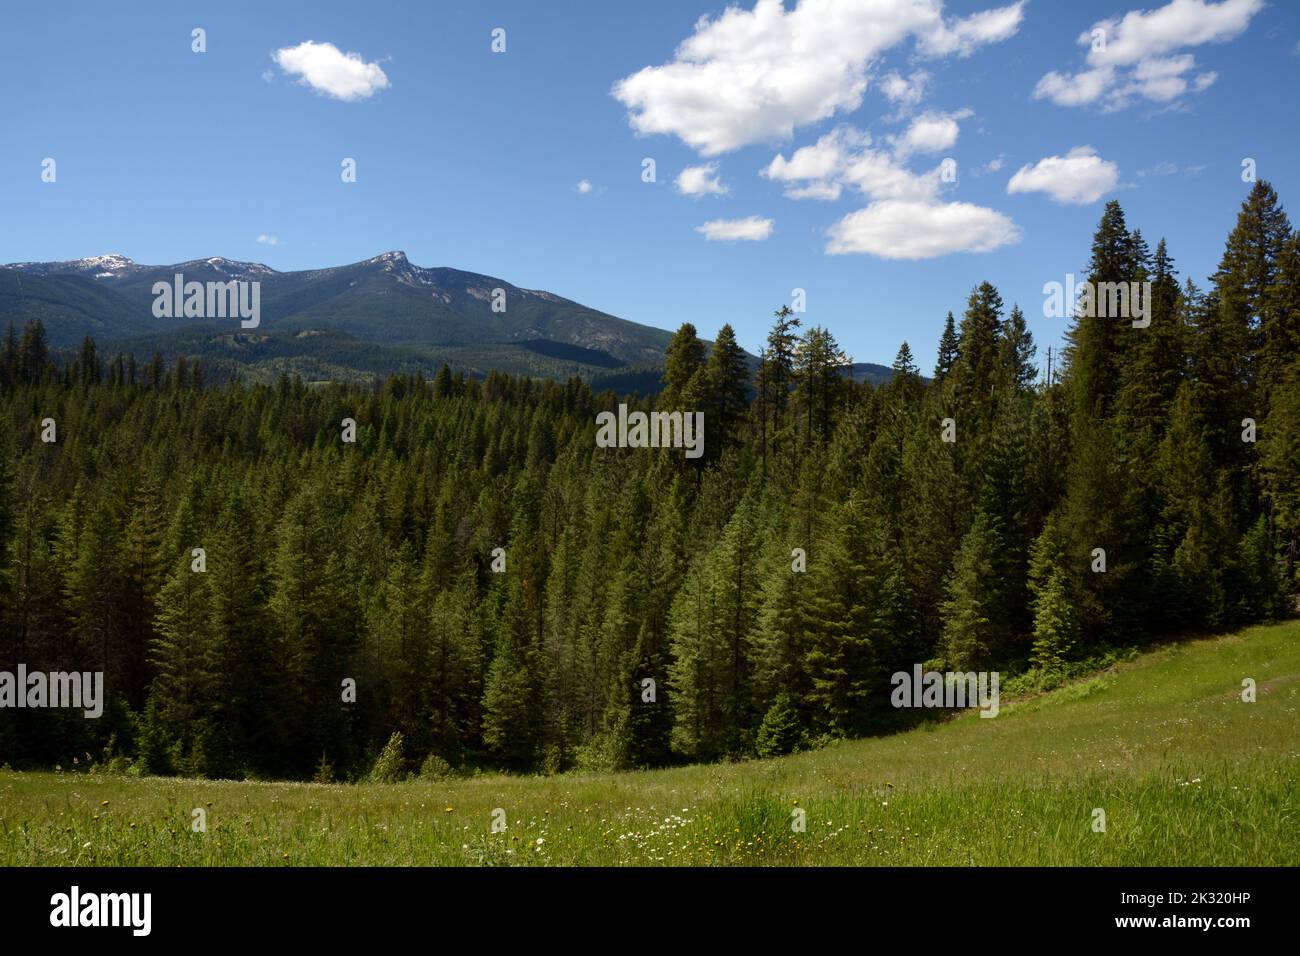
{"left": 1, "top": 253, "right": 139, "bottom": 278}
{"left": 173, "top": 256, "right": 276, "bottom": 277}
{"left": 84, "top": 254, "right": 135, "bottom": 267}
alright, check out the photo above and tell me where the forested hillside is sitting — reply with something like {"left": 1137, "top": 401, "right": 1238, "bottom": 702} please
{"left": 1, "top": 183, "right": 1297, "bottom": 781}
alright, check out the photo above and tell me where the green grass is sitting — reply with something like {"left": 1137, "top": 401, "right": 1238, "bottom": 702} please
{"left": 3, "top": 621, "right": 1297, "bottom": 866}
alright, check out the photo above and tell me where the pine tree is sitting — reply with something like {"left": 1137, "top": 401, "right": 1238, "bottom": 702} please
{"left": 939, "top": 510, "right": 1006, "bottom": 670}
{"left": 794, "top": 325, "right": 850, "bottom": 450}
{"left": 1260, "top": 364, "right": 1300, "bottom": 585}
{"left": 0, "top": 323, "right": 17, "bottom": 391}
{"left": 18, "top": 320, "right": 49, "bottom": 385}
{"left": 482, "top": 618, "right": 539, "bottom": 765}
{"left": 662, "top": 323, "right": 707, "bottom": 406}
{"left": 701, "top": 323, "right": 750, "bottom": 457}
{"left": 755, "top": 692, "right": 804, "bottom": 757}
{"left": 1063, "top": 200, "right": 1137, "bottom": 421}
{"left": 1214, "top": 180, "right": 1291, "bottom": 406}
{"left": 951, "top": 282, "right": 1004, "bottom": 409}
{"left": 1029, "top": 569, "right": 1078, "bottom": 677}
{"left": 151, "top": 551, "right": 215, "bottom": 749}
{"left": 122, "top": 474, "right": 164, "bottom": 652}
{"left": 997, "top": 304, "right": 1036, "bottom": 392}
{"left": 934, "top": 311, "right": 960, "bottom": 382}
{"left": 893, "top": 341, "right": 918, "bottom": 378}
{"left": 666, "top": 550, "right": 725, "bottom": 759}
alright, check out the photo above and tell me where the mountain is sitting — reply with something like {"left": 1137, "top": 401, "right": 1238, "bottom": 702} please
{"left": 845, "top": 362, "right": 901, "bottom": 387}
{"left": 1, "top": 251, "right": 672, "bottom": 360}
{"left": 0, "top": 252, "right": 893, "bottom": 392}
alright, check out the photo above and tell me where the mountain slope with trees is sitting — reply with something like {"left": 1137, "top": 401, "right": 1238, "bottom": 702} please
{"left": 1, "top": 183, "right": 1296, "bottom": 780}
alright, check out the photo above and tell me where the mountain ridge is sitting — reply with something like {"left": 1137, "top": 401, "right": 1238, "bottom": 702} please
{"left": 1, "top": 250, "right": 673, "bottom": 363}
{"left": 1, "top": 252, "right": 898, "bottom": 390}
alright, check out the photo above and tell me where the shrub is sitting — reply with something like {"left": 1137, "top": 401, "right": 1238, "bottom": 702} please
{"left": 313, "top": 752, "right": 335, "bottom": 784}
{"left": 419, "top": 753, "right": 454, "bottom": 781}
{"left": 367, "top": 732, "right": 407, "bottom": 783}
{"left": 755, "top": 694, "right": 804, "bottom": 757}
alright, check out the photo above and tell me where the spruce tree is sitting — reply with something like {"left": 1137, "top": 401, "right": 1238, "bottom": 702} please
{"left": 934, "top": 311, "right": 960, "bottom": 382}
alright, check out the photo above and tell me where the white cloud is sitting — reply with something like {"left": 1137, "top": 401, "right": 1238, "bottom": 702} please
{"left": 764, "top": 121, "right": 1015, "bottom": 260}
{"left": 765, "top": 126, "right": 1017, "bottom": 260}
{"left": 891, "top": 109, "right": 971, "bottom": 158}
{"left": 1129, "top": 53, "right": 1198, "bottom": 101}
{"left": 1007, "top": 146, "right": 1119, "bottom": 204}
{"left": 675, "top": 163, "right": 729, "bottom": 196}
{"left": 766, "top": 130, "right": 855, "bottom": 200}
{"left": 576, "top": 179, "right": 593, "bottom": 194}
{"left": 695, "top": 216, "right": 774, "bottom": 241}
{"left": 1034, "top": 67, "right": 1116, "bottom": 107}
{"left": 765, "top": 122, "right": 973, "bottom": 202}
{"left": 1087, "top": 0, "right": 1261, "bottom": 66}
{"left": 826, "top": 199, "right": 1019, "bottom": 258}
{"left": 1034, "top": 0, "right": 1260, "bottom": 110}
{"left": 611, "top": 0, "right": 1024, "bottom": 156}
{"left": 879, "top": 69, "right": 930, "bottom": 115}
{"left": 256, "top": 234, "right": 279, "bottom": 246}
{"left": 977, "top": 155, "right": 1005, "bottom": 175}
{"left": 917, "top": 1, "right": 1026, "bottom": 56}
{"left": 840, "top": 148, "right": 943, "bottom": 201}
{"left": 273, "top": 41, "right": 390, "bottom": 101}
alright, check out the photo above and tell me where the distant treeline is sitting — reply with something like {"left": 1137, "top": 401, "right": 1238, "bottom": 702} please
{"left": 1, "top": 183, "right": 1297, "bottom": 780}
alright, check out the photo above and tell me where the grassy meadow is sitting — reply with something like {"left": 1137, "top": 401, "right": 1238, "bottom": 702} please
{"left": 2, "top": 620, "right": 1297, "bottom": 867}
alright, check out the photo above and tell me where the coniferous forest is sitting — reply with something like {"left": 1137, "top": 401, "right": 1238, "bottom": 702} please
{"left": 2, "top": 184, "right": 1298, "bottom": 781}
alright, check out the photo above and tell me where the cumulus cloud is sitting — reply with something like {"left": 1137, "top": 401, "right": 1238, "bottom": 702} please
{"left": 273, "top": 40, "right": 390, "bottom": 101}
{"left": 1007, "top": 146, "right": 1119, "bottom": 204}
{"left": 765, "top": 124, "right": 1017, "bottom": 258}
{"left": 611, "top": 0, "right": 1024, "bottom": 156}
{"left": 695, "top": 216, "right": 774, "bottom": 241}
{"left": 879, "top": 69, "right": 930, "bottom": 115}
{"left": 576, "top": 179, "right": 593, "bottom": 194}
{"left": 826, "top": 200, "right": 1019, "bottom": 258}
{"left": 917, "top": 1, "right": 1026, "bottom": 56}
{"left": 1034, "top": 67, "right": 1116, "bottom": 107}
{"left": 764, "top": 122, "right": 971, "bottom": 202}
{"left": 256, "top": 234, "right": 279, "bottom": 246}
{"left": 891, "top": 109, "right": 971, "bottom": 158}
{"left": 1034, "top": 0, "right": 1260, "bottom": 110}
{"left": 675, "top": 163, "right": 729, "bottom": 196}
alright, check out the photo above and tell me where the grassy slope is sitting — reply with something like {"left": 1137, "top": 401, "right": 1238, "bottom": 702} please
{"left": 2, "top": 621, "right": 1297, "bottom": 866}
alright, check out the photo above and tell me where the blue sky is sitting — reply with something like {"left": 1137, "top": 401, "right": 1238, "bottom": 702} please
{"left": 1, "top": 0, "right": 1297, "bottom": 368}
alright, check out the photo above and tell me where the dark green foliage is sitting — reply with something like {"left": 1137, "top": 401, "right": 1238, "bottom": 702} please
{"left": 755, "top": 693, "right": 804, "bottom": 757}
{"left": 0, "top": 186, "right": 1296, "bottom": 778}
